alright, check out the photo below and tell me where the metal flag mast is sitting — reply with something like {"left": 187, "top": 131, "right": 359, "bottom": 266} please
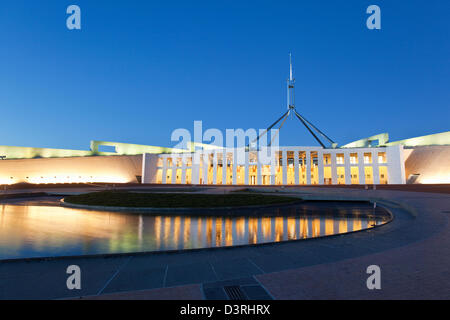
{"left": 249, "top": 53, "right": 337, "bottom": 149}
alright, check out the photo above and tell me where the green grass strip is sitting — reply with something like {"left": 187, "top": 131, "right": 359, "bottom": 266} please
{"left": 64, "top": 191, "right": 300, "bottom": 208}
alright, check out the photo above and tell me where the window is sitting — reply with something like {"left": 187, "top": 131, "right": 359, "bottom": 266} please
{"left": 378, "top": 152, "right": 387, "bottom": 164}
{"left": 364, "top": 153, "right": 372, "bottom": 164}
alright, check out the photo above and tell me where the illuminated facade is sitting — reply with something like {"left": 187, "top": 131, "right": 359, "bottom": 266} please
{"left": 0, "top": 131, "right": 449, "bottom": 185}
{"left": 142, "top": 145, "right": 405, "bottom": 185}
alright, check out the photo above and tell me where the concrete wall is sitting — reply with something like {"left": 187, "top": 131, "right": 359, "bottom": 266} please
{"left": 0, "top": 155, "right": 142, "bottom": 184}
{"left": 141, "top": 153, "right": 159, "bottom": 183}
{"left": 404, "top": 146, "right": 450, "bottom": 184}
{"left": 386, "top": 145, "right": 406, "bottom": 184}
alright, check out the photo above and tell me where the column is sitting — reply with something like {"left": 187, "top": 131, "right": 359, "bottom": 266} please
{"left": 282, "top": 150, "right": 288, "bottom": 185}
{"left": 212, "top": 151, "right": 218, "bottom": 185}
{"left": 257, "top": 156, "right": 262, "bottom": 185}
{"left": 244, "top": 151, "right": 249, "bottom": 185}
{"left": 331, "top": 152, "right": 337, "bottom": 185}
{"left": 162, "top": 156, "right": 167, "bottom": 184}
{"left": 270, "top": 150, "right": 276, "bottom": 185}
{"left": 358, "top": 151, "right": 365, "bottom": 185}
{"left": 192, "top": 152, "right": 200, "bottom": 184}
{"left": 222, "top": 151, "right": 227, "bottom": 185}
{"left": 181, "top": 155, "right": 187, "bottom": 184}
{"left": 141, "top": 153, "right": 151, "bottom": 184}
{"left": 372, "top": 150, "right": 380, "bottom": 185}
{"left": 344, "top": 151, "right": 351, "bottom": 185}
{"left": 306, "top": 151, "right": 311, "bottom": 185}
{"left": 202, "top": 153, "right": 208, "bottom": 185}
{"left": 317, "top": 151, "right": 324, "bottom": 185}
{"left": 171, "top": 156, "right": 177, "bottom": 184}
{"left": 294, "top": 150, "right": 300, "bottom": 185}
{"left": 232, "top": 151, "right": 237, "bottom": 185}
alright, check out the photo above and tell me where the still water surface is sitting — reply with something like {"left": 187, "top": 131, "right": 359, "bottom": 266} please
{"left": 0, "top": 201, "right": 389, "bottom": 260}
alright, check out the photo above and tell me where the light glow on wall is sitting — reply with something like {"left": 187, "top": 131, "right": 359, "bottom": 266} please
{"left": 0, "top": 175, "right": 129, "bottom": 185}
{"left": 26, "top": 175, "right": 129, "bottom": 184}
{"left": 0, "top": 178, "right": 15, "bottom": 185}
{"left": 420, "top": 175, "right": 450, "bottom": 184}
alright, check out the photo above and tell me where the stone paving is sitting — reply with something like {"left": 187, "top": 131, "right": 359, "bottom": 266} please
{"left": 0, "top": 187, "right": 449, "bottom": 300}
{"left": 256, "top": 191, "right": 450, "bottom": 299}
{"left": 81, "top": 284, "right": 203, "bottom": 300}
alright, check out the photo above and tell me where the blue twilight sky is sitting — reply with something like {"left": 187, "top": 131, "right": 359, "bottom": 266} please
{"left": 0, "top": 0, "right": 449, "bottom": 150}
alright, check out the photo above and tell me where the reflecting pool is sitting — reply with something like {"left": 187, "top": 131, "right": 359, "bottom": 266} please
{"left": 0, "top": 201, "right": 390, "bottom": 260}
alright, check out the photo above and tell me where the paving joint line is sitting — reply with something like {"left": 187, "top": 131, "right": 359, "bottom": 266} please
{"left": 247, "top": 257, "right": 266, "bottom": 274}
{"left": 96, "top": 256, "right": 132, "bottom": 296}
{"left": 162, "top": 265, "right": 169, "bottom": 288}
{"left": 208, "top": 261, "right": 220, "bottom": 281}
{"left": 252, "top": 275, "right": 276, "bottom": 300}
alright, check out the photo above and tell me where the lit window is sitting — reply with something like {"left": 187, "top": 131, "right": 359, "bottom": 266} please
{"left": 378, "top": 153, "right": 387, "bottom": 163}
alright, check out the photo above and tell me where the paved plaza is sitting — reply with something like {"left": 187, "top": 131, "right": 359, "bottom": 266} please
{"left": 0, "top": 185, "right": 449, "bottom": 300}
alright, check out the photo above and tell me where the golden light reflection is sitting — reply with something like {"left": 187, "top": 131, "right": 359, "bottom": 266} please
{"left": 236, "top": 217, "right": 245, "bottom": 238}
{"left": 173, "top": 216, "right": 181, "bottom": 247}
{"left": 0, "top": 204, "right": 387, "bottom": 260}
{"left": 339, "top": 219, "right": 348, "bottom": 234}
{"left": 197, "top": 217, "right": 202, "bottom": 247}
{"left": 275, "top": 217, "right": 284, "bottom": 242}
{"left": 183, "top": 217, "right": 191, "bottom": 249}
{"left": 353, "top": 219, "right": 362, "bottom": 232}
{"left": 287, "top": 218, "right": 296, "bottom": 240}
{"left": 299, "top": 218, "right": 308, "bottom": 239}
{"left": 155, "top": 216, "right": 161, "bottom": 249}
{"left": 312, "top": 218, "right": 320, "bottom": 237}
{"left": 248, "top": 218, "right": 258, "bottom": 244}
{"left": 225, "top": 218, "right": 233, "bottom": 246}
{"left": 215, "top": 218, "right": 223, "bottom": 247}
{"left": 325, "top": 218, "right": 334, "bottom": 236}
{"left": 206, "top": 218, "right": 213, "bottom": 247}
{"left": 261, "top": 217, "right": 271, "bottom": 239}
{"left": 164, "top": 216, "right": 171, "bottom": 247}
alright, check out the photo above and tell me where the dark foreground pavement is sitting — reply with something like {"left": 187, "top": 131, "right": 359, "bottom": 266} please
{"left": 0, "top": 188, "right": 449, "bottom": 300}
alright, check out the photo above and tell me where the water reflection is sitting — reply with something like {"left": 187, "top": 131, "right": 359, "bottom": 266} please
{"left": 0, "top": 204, "right": 389, "bottom": 260}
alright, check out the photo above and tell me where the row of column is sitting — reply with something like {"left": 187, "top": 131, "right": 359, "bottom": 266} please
{"left": 157, "top": 148, "right": 386, "bottom": 185}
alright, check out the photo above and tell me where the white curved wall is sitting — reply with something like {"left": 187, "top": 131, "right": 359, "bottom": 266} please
{"left": 0, "top": 155, "right": 142, "bottom": 184}
{"left": 404, "top": 146, "right": 450, "bottom": 184}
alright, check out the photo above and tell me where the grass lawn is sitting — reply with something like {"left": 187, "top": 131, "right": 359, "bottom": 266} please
{"left": 64, "top": 191, "right": 300, "bottom": 208}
